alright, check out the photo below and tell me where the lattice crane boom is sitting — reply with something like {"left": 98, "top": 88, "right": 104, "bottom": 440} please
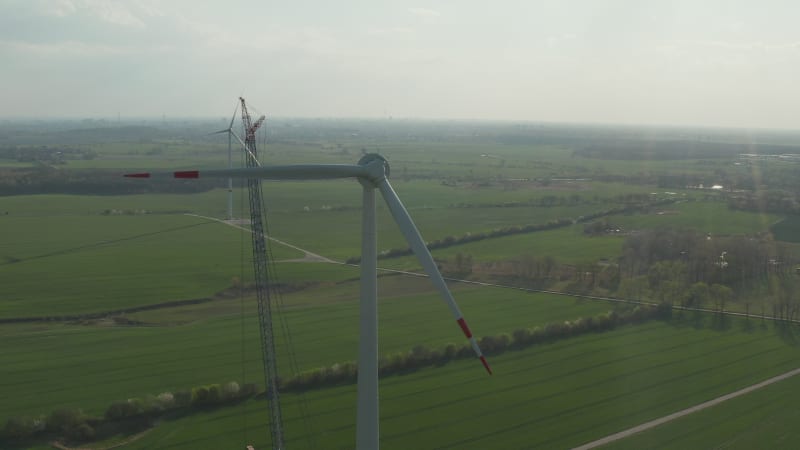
{"left": 240, "top": 97, "right": 285, "bottom": 449}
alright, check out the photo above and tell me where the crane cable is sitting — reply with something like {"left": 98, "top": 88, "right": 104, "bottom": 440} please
{"left": 240, "top": 174, "right": 249, "bottom": 446}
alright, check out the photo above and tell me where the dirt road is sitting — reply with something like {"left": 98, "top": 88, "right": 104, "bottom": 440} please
{"left": 573, "top": 367, "right": 800, "bottom": 449}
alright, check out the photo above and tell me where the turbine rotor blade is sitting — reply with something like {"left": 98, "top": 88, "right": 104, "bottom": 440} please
{"left": 376, "top": 178, "right": 492, "bottom": 375}
{"left": 228, "top": 102, "right": 239, "bottom": 130}
{"left": 124, "top": 164, "right": 369, "bottom": 181}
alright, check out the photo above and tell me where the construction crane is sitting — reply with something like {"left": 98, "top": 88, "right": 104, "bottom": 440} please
{"left": 240, "top": 97, "right": 284, "bottom": 449}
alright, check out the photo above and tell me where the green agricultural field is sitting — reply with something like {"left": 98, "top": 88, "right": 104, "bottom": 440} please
{"left": 0, "top": 278, "right": 613, "bottom": 422}
{"left": 85, "top": 317, "right": 800, "bottom": 450}
{"left": 605, "top": 364, "right": 800, "bottom": 449}
{"left": 0, "top": 213, "right": 309, "bottom": 318}
{"left": 379, "top": 225, "right": 624, "bottom": 271}
{"left": 5, "top": 123, "right": 800, "bottom": 449}
{"left": 609, "top": 200, "right": 782, "bottom": 235}
{"left": 0, "top": 185, "right": 633, "bottom": 320}
{"left": 266, "top": 204, "right": 613, "bottom": 262}
{"left": 0, "top": 190, "right": 238, "bottom": 217}
{"left": 771, "top": 215, "right": 800, "bottom": 243}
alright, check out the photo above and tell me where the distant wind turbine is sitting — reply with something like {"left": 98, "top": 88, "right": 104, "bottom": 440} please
{"left": 124, "top": 154, "right": 492, "bottom": 450}
{"left": 209, "top": 103, "right": 240, "bottom": 220}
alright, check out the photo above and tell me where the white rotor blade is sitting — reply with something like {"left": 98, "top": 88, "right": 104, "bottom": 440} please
{"left": 229, "top": 130, "right": 261, "bottom": 166}
{"left": 125, "top": 164, "right": 369, "bottom": 181}
{"left": 228, "top": 102, "right": 239, "bottom": 130}
{"left": 376, "top": 178, "right": 492, "bottom": 375}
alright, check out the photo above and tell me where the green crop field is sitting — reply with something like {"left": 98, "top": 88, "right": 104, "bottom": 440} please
{"left": 0, "top": 278, "right": 614, "bottom": 422}
{"left": 0, "top": 213, "right": 310, "bottom": 318}
{"left": 610, "top": 201, "right": 782, "bottom": 235}
{"left": 375, "top": 224, "right": 624, "bottom": 273}
{"left": 605, "top": 364, "right": 800, "bottom": 449}
{"left": 4, "top": 122, "right": 800, "bottom": 449}
{"left": 65, "top": 317, "right": 800, "bottom": 450}
{"left": 771, "top": 215, "right": 800, "bottom": 243}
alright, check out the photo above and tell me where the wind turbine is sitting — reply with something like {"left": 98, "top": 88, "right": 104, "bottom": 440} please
{"left": 209, "top": 103, "right": 240, "bottom": 220}
{"left": 125, "top": 154, "right": 492, "bottom": 449}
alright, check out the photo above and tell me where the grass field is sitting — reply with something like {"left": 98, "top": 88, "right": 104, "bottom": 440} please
{"left": 609, "top": 201, "right": 782, "bottom": 235}
{"left": 0, "top": 278, "right": 615, "bottom": 422}
{"left": 0, "top": 190, "right": 625, "bottom": 319}
{"left": 0, "top": 213, "right": 312, "bottom": 318}
{"left": 55, "top": 316, "right": 800, "bottom": 450}
{"left": 605, "top": 364, "right": 800, "bottom": 449}
{"left": 771, "top": 215, "right": 800, "bottom": 243}
{"left": 4, "top": 128, "right": 799, "bottom": 449}
{"left": 378, "top": 225, "right": 625, "bottom": 272}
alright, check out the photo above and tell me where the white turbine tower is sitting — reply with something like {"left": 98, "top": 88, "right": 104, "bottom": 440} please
{"left": 209, "top": 103, "right": 240, "bottom": 220}
{"left": 125, "top": 154, "right": 492, "bottom": 449}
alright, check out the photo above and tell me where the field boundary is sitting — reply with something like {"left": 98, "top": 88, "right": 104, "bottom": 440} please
{"left": 184, "top": 213, "right": 337, "bottom": 263}
{"left": 572, "top": 366, "right": 800, "bottom": 449}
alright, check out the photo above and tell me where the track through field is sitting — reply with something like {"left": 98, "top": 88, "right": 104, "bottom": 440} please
{"left": 572, "top": 367, "right": 800, "bottom": 449}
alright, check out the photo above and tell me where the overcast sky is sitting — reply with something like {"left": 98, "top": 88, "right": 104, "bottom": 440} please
{"left": 2, "top": 0, "right": 799, "bottom": 128}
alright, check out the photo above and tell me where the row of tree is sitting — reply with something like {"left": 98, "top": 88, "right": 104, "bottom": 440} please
{"left": 0, "top": 145, "right": 97, "bottom": 163}
{"left": 1, "top": 381, "right": 258, "bottom": 443}
{"left": 728, "top": 190, "right": 800, "bottom": 215}
{"left": 449, "top": 192, "right": 656, "bottom": 210}
{"left": 468, "top": 223, "right": 800, "bottom": 320}
{"left": 619, "top": 228, "right": 796, "bottom": 287}
{"left": 0, "top": 167, "right": 224, "bottom": 196}
{"left": 282, "top": 305, "right": 666, "bottom": 392}
{"left": 346, "top": 200, "right": 676, "bottom": 264}
{"left": 2, "top": 305, "right": 667, "bottom": 445}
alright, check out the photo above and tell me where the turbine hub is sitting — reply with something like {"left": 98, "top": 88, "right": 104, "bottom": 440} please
{"left": 358, "top": 153, "right": 389, "bottom": 184}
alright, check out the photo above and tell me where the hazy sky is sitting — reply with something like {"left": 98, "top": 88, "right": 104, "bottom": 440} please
{"left": 2, "top": 0, "right": 800, "bottom": 128}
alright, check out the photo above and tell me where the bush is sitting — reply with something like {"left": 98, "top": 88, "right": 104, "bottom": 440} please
{"left": 174, "top": 390, "right": 192, "bottom": 407}
{"left": 222, "top": 382, "right": 240, "bottom": 400}
{"left": 240, "top": 383, "right": 259, "bottom": 397}
{"left": 157, "top": 392, "right": 176, "bottom": 409}
{"left": 45, "top": 408, "right": 94, "bottom": 441}
{"left": 192, "top": 386, "right": 210, "bottom": 405}
{"left": 511, "top": 328, "right": 532, "bottom": 347}
{"left": 2, "top": 415, "right": 41, "bottom": 440}
{"left": 207, "top": 384, "right": 222, "bottom": 404}
{"left": 105, "top": 400, "right": 143, "bottom": 420}
{"left": 443, "top": 343, "right": 458, "bottom": 360}
{"left": 69, "top": 423, "right": 96, "bottom": 441}
{"left": 46, "top": 408, "right": 86, "bottom": 434}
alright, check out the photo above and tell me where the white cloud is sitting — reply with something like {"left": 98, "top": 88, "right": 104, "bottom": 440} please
{"left": 41, "top": 0, "right": 78, "bottom": 17}
{"left": 31, "top": 0, "right": 164, "bottom": 28}
{"left": 409, "top": 7, "right": 441, "bottom": 22}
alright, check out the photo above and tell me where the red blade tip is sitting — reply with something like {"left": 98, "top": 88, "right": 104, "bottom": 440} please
{"left": 124, "top": 172, "right": 150, "bottom": 178}
{"left": 480, "top": 356, "right": 493, "bottom": 375}
{"left": 174, "top": 170, "right": 200, "bottom": 179}
{"left": 456, "top": 318, "right": 473, "bottom": 338}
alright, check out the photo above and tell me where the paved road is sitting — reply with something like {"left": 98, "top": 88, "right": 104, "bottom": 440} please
{"left": 572, "top": 367, "right": 800, "bottom": 449}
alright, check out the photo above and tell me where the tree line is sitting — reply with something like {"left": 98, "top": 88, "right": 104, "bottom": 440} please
{"left": 346, "top": 200, "right": 676, "bottom": 264}
{"left": 0, "top": 167, "right": 223, "bottom": 196}
{"left": 0, "top": 145, "right": 97, "bottom": 163}
{"left": 1, "top": 305, "right": 666, "bottom": 446}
